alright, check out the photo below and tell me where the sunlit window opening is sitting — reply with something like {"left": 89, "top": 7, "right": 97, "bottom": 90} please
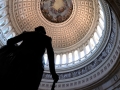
{"left": 80, "top": 50, "right": 85, "bottom": 60}
{"left": 5, "top": 26, "right": 11, "bottom": 35}
{"left": 68, "top": 53, "right": 72, "bottom": 63}
{"left": 97, "top": 25, "right": 102, "bottom": 37}
{"left": 0, "top": 20, "right": 5, "bottom": 27}
{"left": 0, "top": 11, "right": 6, "bottom": 18}
{"left": 56, "top": 55, "right": 60, "bottom": 64}
{"left": 7, "top": 34, "right": 13, "bottom": 39}
{"left": 94, "top": 32, "right": 99, "bottom": 44}
{"left": 0, "top": 3, "right": 5, "bottom": 9}
{"left": 12, "top": 32, "right": 16, "bottom": 37}
{"left": 90, "top": 38, "right": 95, "bottom": 49}
{"left": 62, "top": 54, "right": 67, "bottom": 64}
{"left": 99, "top": 18, "right": 104, "bottom": 29}
{"left": 74, "top": 50, "right": 79, "bottom": 61}
{"left": 3, "top": 27, "right": 9, "bottom": 34}
{"left": 100, "top": 9, "right": 104, "bottom": 18}
{"left": 44, "top": 54, "right": 48, "bottom": 64}
{"left": 86, "top": 45, "right": 90, "bottom": 54}
{"left": 7, "top": 32, "right": 16, "bottom": 40}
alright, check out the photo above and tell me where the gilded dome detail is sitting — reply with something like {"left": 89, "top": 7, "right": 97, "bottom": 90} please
{"left": 40, "top": 0, "right": 73, "bottom": 23}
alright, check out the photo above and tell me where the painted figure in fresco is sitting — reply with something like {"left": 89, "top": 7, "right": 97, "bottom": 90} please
{"left": 40, "top": 0, "right": 73, "bottom": 23}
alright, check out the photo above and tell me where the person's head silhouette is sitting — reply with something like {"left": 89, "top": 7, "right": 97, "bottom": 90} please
{"left": 35, "top": 26, "right": 46, "bottom": 34}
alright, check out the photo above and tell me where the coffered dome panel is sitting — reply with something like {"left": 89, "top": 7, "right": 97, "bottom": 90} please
{"left": 9, "top": 0, "right": 99, "bottom": 50}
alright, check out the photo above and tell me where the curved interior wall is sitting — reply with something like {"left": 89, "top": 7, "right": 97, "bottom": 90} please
{"left": 39, "top": 0, "right": 120, "bottom": 90}
{"left": 92, "top": 1, "right": 120, "bottom": 90}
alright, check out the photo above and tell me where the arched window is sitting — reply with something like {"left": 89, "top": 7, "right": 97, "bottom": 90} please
{"left": 0, "top": 11, "right": 6, "bottom": 18}
{"left": 94, "top": 32, "right": 99, "bottom": 44}
{"left": 12, "top": 32, "right": 16, "bottom": 37}
{"left": 62, "top": 54, "right": 66, "bottom": 64}
{"left": 0, "top": 20, "right": 5, "bottom": 27}
{"left": 86, "top": 45, "right": 90, "bottom": 54}
{"left": 5, "top": 26, "right": 12, "bottom": 34}
{"left": 74, "top": 50, "right": 79, "bottom": 61}
{"left": 100, "top": 9, "right": 104, "bottom": 18}
{"left": 7, "top": 32, "right": 16, "bottom": 40}
{"left": 2, "top": 27, "right": 9, "bottom": 34}
{"left": 56, "top": 55, "right": 60, "bottom": 64}
{"left": 97, "top": 25, "right": 102, "bottom": 37}
{"left": 80, "top": 50, "right": 85, "bottom": 60}
{"left": 99, "top": 18, "right": 104, "bottom": 29}
{"left": 68, "top": 53, "right": 72, "bottom": 63}
{"left": 90, "top": 38, "right": 95, "bottom": 49}
{"left": 7, "top": 34, "right": 13, "bottom": 39}
{"left": 0, "top": 2, "right": 5, "bottom": 9}
{"left": 44, "top": 54, "right": 48, "bottom": 64}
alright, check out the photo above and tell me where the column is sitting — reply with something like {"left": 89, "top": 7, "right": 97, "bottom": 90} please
{"left": 77, "top": 48, "right": 81, "bottom": 60}
{"left": 83, "top": 45, "right": 87, "bottom": 58}
{"left": 60, "top": 54, "right": 63, "bottom": 66}
{"left": 72, "top": 51, "right": 74, "bottom": 64}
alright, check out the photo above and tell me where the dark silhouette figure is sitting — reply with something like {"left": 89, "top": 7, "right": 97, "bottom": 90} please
{"left": 0, "top": 26, "right": 59, "bottom": 90}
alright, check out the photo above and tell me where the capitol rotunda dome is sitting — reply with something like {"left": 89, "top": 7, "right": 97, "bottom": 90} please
{"left": 0, "top": 0, "right": 120, "bottom": 90}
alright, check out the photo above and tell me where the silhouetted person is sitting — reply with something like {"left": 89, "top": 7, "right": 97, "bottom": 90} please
{"left": 0, "top": 26, "right": 59, "bottom": 90}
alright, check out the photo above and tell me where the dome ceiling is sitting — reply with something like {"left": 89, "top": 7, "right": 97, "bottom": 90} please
{"left": 9, "top": 0, "right": 99, "bottom": 50}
